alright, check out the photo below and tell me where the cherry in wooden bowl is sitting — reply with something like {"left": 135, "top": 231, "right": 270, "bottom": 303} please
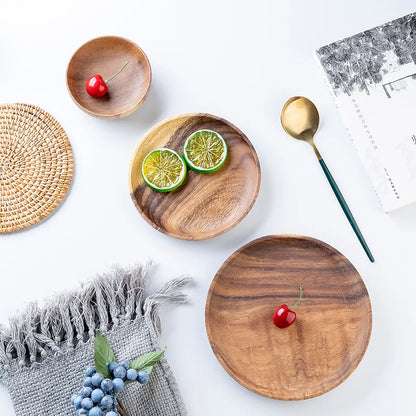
{"left": 129, "top": 113, "right": 261, "bottom": 240}
{"left": 206, "top": 235, "right": 372, "bottom": 400}
{"left": 67, "top": 36, "right": 151, "bottom": 119}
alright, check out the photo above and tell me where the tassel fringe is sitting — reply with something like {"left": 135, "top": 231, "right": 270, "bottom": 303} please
{"left": 0, "top": 263, "right": 191, "bottom": 375}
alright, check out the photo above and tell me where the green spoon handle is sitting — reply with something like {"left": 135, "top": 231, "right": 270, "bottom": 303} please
{"left": 319, "top": 158, "right": 374, "bottom": 263}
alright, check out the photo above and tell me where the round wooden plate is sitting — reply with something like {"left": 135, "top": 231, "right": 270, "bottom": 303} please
{"left": 67, "top": 36, "right": 151, "bottom": 119}
{"left": 129, "top": 113, "right": 261, "bottom": 240}
{"left": 205, "top": 235, "right": 372, "bottom": 400}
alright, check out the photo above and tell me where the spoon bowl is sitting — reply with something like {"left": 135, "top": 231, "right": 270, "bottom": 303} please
{"left": 281, "top": 96, "right": 320, "bottom": 142}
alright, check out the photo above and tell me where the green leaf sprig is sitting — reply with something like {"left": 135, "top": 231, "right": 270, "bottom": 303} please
{"left": 130, "top": 349, "right": 166, "bottom": 375}
{"left": 94, "top": 331, "right": 165, "bottom": 378}
{"left": 95, "top": 332, "right": 116, "bottom": 378}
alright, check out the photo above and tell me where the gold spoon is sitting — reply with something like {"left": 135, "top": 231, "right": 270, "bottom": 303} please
{"left": 281, "top": 96, "right": 374, "bottom": 262}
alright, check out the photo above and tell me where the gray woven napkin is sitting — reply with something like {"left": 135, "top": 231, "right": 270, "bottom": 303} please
{"left": 0, "top": 264, "right": 190, "bottom": 416}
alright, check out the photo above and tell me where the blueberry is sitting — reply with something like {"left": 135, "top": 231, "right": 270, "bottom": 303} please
{"left": 83, "top": 377, "right": 93, "bottom": 388}
{"left": 108, "top": 361, "right": 118, "bottom": 374}
{"left": 91, "top": 373, "right": 104, "bottom": 387}
{"left": 100, "top": 395, "right": 114, "bottom": 409}
{"left": 101, "top": 378, "right": 113, "bottom": 392}
{"left": 137, "top": 370, "right": 149, "bottom": 384}
{"left": 73, "top": 394, "right": 83, "bottom": 409}
{"left": 113, "top": 365, "right": 126, "bottom": 379}
{"left": 80, "top": 387, "right": 92, "bottom": 398}
{"left": 112, "top": 378, "right": 124, "bottom": 392}
{"left": 106, "top": 412, "right": 117, "bottom": 416}
{"left": 77, "top": 410, "right": 89, "bottom": 416}
{"left": 91, "top": 388, "right": 104, "bottom": 403}
{"left": 89, "top": 407, "right": 103, "bottom": 416}
{"left": 81, "top": 398, "right": 93, "bottom": 410}
{"left": 119, "top": 361, "right": 130, "bottom": 370}
{"left": 126, "top": 368, "right": 138, "bottom": 381}
{"left": 85, "top": 366, "right": 96, "bottom": 377}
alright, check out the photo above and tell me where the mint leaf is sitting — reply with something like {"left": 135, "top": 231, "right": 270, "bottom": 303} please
{"left": 94, "top": 331, "right": 116, "bottom": 378}
{"left": 130, "top": 349, "right": 165, "bottom": 375}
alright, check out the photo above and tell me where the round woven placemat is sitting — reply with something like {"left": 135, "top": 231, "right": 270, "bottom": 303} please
{"left": 0, "top": 103, "right": 73, "bottom": 233}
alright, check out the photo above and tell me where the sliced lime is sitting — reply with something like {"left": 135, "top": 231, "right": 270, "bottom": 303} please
{"left": 183, "top": 129, "right": 228, "bottom": 173}
{"left": 141, "top": 148, "right": 187, "bottom": 192}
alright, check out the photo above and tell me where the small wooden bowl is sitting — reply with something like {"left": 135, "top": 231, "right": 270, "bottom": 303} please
{"left": 67, "top": 36, "right": 151, "bottom": 119}
{"left": 206, "top": 235, "right": 372, "bottom": 400}
{"left": 129, "top": 113, "right": 261, "bottom": 240}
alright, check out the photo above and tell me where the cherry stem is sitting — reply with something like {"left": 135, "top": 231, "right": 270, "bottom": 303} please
{"left": 290, "top": 286, "right": 303, "bottom": 310}
{"left": 105, "top": 61, "right": 129, "bottom": 83}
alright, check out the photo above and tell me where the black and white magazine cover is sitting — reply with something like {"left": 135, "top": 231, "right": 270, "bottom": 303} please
{"left": 316, "top": 12, "right": 416, "bottom": 212}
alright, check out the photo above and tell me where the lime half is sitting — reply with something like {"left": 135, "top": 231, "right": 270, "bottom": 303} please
{"left": 141, "top": 148, "right": 187, "bottom": 192}
{"left": 183, "top": 130, "right": 228, "bottom": 173}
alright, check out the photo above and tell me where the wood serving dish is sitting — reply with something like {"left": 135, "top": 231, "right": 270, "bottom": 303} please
{"left": 205, "top": 235, "right": 372, "bottom": 400}
{"left": 67, "top": 36, "right": 151, "bottom": 119}
{"left": 129, "top": 113, "right": 261, "bottom": 240}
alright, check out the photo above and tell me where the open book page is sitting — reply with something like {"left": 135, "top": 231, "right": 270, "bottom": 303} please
{"left": 316, "top": 13, "right": 416, "bottom": 212}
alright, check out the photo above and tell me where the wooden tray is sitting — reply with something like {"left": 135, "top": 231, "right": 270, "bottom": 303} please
{"left": 205, "top": 235, "right": 372, "bottom": 400}
{"left": 67, "top": 36, "right": 151, "bottom": 119}
{"left": 129, "top": 113, "right": 261, "bottom": 240}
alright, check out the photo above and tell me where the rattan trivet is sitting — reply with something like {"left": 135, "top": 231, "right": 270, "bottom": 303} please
{"left": 0, "top": 103, "right": 73, "bottom": 233}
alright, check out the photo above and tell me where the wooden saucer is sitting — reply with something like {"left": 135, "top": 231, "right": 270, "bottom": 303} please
{"left": 67, "top": 36, "right": 151, "bottom": 119}
{"left": 129, "top": 113, "right": 261, "bottom": 240}
{"left": 205, "top": 235, "right": 372, "bottom": 400}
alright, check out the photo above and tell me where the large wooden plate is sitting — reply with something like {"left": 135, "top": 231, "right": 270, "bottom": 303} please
{"left": 129, "top": 114, "right": 261, "bottom": 240}
{"left": 205, "top": 235, "right": 372, "bottom": 400}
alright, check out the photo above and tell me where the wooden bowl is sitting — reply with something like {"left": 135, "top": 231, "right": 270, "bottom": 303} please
{"left": 67, "top": 36, "right": 151, "bottom": 119}
{"left": 206, "top": 235, "right": 372, "bottom": 400}
{"left": 129, "top": 113, "right": 261, "bottom": 240}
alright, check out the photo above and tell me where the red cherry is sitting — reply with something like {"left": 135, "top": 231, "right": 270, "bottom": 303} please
{"left": 86, "top": 75, "right": 108, "bottom": 97}
{"left": 273, "top": 286, "right": 303, "bottom": 329}
{"left": 85, "top": 61, "right": 129, "bottom": 98}
{"left": 273, "top": 305, "right": 297, "bottom": 328}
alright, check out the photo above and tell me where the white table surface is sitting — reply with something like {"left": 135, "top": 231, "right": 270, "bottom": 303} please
{"left": 1, "top": 1, "right": 415, "bottom": 415}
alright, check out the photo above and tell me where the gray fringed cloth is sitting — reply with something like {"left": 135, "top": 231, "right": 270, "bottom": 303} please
{"left": 0, "top": 264, "right": 190, "bottom": 416}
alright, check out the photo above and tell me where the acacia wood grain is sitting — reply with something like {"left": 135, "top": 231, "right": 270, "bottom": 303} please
{"left": 205, "top": 235, "right": 372, "bottom": 400}
{"left": 67, "top": 36, "right": 151, "bottom": 119}
{"left": 129, "top": 113, "right": 261, "bottom": 240}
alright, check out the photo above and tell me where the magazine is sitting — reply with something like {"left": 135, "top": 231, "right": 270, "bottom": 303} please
{"left": 315, "top": 12, "right": 416, "bottom": 212}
